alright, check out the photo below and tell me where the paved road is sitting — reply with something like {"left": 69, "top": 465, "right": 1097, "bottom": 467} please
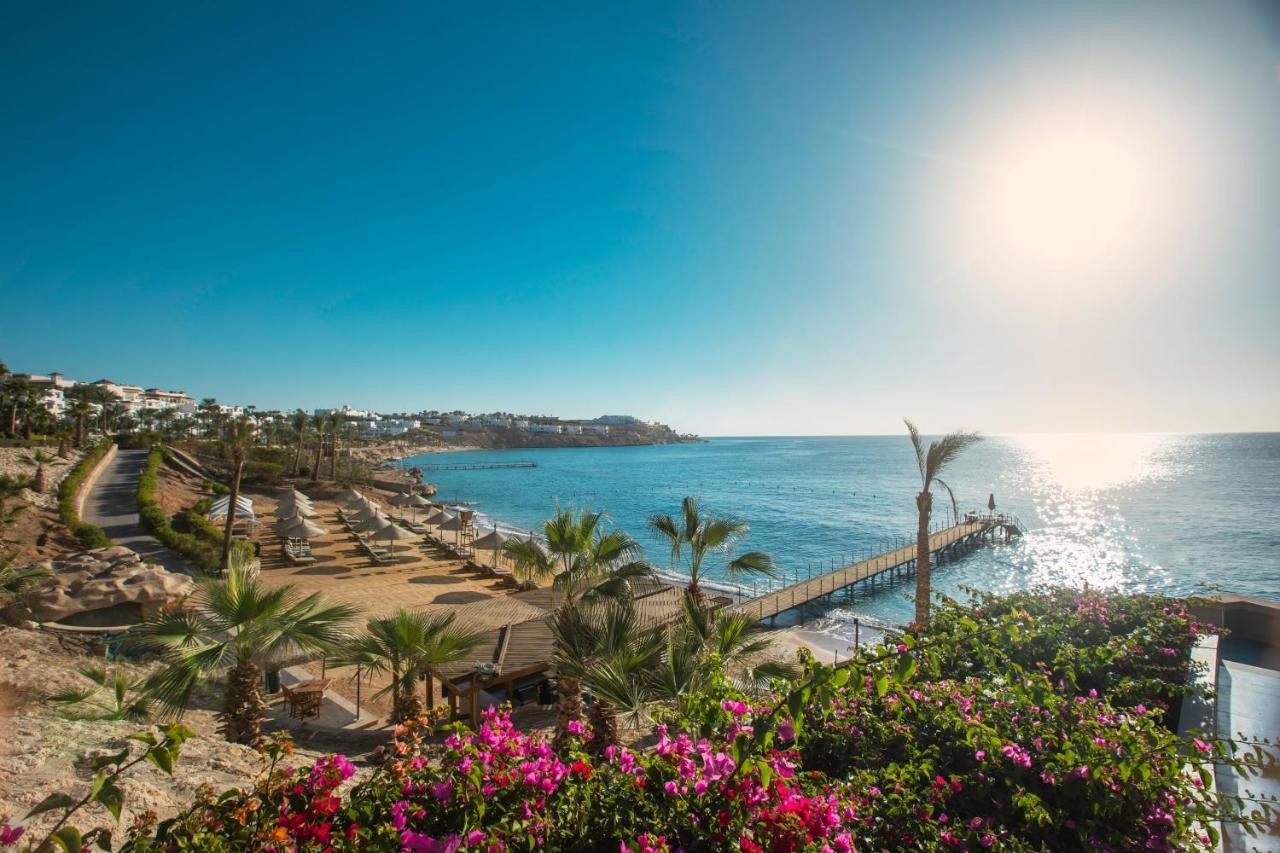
{"left": 82, "top": 448, "right": 194, "bottom": 575}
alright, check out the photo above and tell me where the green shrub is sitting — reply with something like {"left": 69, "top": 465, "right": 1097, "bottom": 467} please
{"left": 136, "top": 447, "right": 251, "bottom": 575}
{"left": 240, "top": 460, "right": 285, "bottom": 486}
{"left": 56, "top": 438, "right": 113, "bottom": 549}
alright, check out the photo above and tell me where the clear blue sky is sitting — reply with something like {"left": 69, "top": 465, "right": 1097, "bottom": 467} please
{"left": 2, "top": 2, "right": 1277, "bottom": 435}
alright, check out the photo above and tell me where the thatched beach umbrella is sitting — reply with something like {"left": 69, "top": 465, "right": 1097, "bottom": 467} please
{"left": 471, "top": 528, "right": 511, "bottom": 568}
{"left": 276, "top": 500, "right": 317, "bottom": 519}
{"left": 288, "top": 489, "right": 313, "bottom": 504}
{"left": 275, "top": 515, "right": 329, "bottom": 538}
{"left": 438, "top": 513, "right": 470, "bottom": 548}
{"left": 403, "top": 493, "right": 430, "bottom": 521}
{"left": 349, "top": 503, "right": 384, "bottom": 523}
{"left": 370, "top": 522, "right": 418, "bottom": 559}
{"left": 337, "top": 488, "right": 362, "bottom": 503}
{"left": 352, "top": 513, "right": 391, "bottom": 534}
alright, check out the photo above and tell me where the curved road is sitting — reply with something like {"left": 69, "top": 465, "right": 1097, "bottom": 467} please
{"left": 82, "top": 448, "right": 194, "bottom": 575}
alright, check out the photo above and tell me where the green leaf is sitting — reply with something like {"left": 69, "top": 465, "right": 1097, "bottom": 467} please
{"left": 146, "top": 745, "right": 174, "bottom": 774}
{"left": 873, "top": 674, "right": 889, "bottom": 698}
{"left": 830, "top": 668, "right": 850, "bottom": 688}
{"left": 95, "top": 782, "right": 124, "bottom": 821}
{"left": 128, "top": 731, "right": 158, "bottom": 746}
{"left": 26, "top": 792, "right": 75, "bottom": 818}
{"left": 50, "top": 826, "right": 83, "bottom": 852}
{"left": 895, "top": 655, "right": 917, "bottom": 683}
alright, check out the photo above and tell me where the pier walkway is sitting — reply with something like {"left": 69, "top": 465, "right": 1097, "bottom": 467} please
{"left": 417, "top": 461, "right": 536, "bottom": 471}
{"left": 737, "top": 514, "right": 1021, "bottom": 622}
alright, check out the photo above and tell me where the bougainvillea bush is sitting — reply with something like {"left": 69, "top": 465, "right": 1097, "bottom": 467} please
{"left": 4, "top": 588, "right": 1249, "bottom": 852}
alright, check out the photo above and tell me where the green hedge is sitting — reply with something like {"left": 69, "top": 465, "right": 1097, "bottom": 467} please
{"left": 57, "top": 438, "right": 114, "bottom": 549}
{"left": 240, "top": 459, "right": 285, "bottom": 486}
{"left": 137, "top": 447, "right": 251, "bottom": 575}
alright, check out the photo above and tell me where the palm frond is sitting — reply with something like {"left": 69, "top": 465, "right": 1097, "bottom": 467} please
{"left": 726, "top": 550, "right": 776, "bottom": 579}
{"left": 924, "top": 430, "right": 981, "bottom": 484}
{"left": 647, "top": 512, "right": 683, "bottom": 563}
{"left": 904, "top": 418, "right": 927, "bottom": 483}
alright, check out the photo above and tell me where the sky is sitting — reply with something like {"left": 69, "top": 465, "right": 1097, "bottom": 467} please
{"left": 2, "top": 1, "right": 1278, "bottom": 436}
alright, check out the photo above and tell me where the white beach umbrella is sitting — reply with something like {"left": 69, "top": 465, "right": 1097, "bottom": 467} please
{"left": 370, "top": 522, "right": 418, "bottom": 559}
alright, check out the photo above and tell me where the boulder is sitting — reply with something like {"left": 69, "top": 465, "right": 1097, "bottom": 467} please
{"left": 2, "top": 547, "right": 194, "bottom": 625}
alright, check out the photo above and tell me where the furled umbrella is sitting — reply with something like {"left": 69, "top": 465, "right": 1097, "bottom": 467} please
{"left": 988, "top": 493, "right": 996, "bottom": 516}
{"left": 370, "top": 521, "right": 418, "bottom": 560}
{"left": 471, "top": 528, "right": 511, "bottom": 569}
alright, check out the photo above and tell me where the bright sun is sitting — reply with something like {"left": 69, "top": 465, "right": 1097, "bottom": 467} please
{"left": 936, "top": 90, "right": 1188, "bottom": 295}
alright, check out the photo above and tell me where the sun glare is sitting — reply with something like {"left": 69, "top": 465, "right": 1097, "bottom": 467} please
{"left": 932, "top": 80, "right": 1196, "bottom": 297}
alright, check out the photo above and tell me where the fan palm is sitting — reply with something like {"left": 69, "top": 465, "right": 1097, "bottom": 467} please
{"left": 648, "top": 497, "right": 776, "bottom": 601}
{"left": 47, "top": 664, "right": 151, "bottom": 721}
{"left": 548, "top": 600, "right": 662, "bottom": 752}
{"left": 127, "top": 559, "right": 357, "bottom": 744}
{"left": 289, "top": 410, "right": 308, "bottom": 475}
{"left": 219, "top": 416, "right": 255, "bottom": 572}
{"left": 502, "top": 506, "right": 654, "bottom": 746}
{"left": 334, "top": 609, "right": 482, "bottom": 724}
{"left": 904, "top": 419, "right": 982, "bottom": 627}
{"left": 0, "top": 551, "right": 53, "bottom": 606}
{"left": 20, "top": 449, "right": 63, "bottom": 494}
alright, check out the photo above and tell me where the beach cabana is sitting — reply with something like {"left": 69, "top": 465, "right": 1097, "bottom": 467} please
{"left": 207, "top": 495, "right": 256, "bottom": 535}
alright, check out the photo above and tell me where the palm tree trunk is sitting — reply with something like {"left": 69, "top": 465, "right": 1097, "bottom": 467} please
{"left": 329, "top": 432, "right": 338, "bottom": 480}
{"left": 33, "top": 464, "right": 46, "bottom": 494}
{"left": 75, "top": 414, "right": 85, "bottom": 447}
{"left": 587, "top": 699, "right": 617, "bottom": 756}
{"left": 553, "top": 674, "right": 583, "bottom": 750}
{"left": 6, "top": 401, "right": 16, "bottom": 438}
{"left": 292, "top": 435, "right": 304, "bottom": 475}
{"left": 220, "top": 658, "right": 268, "bottom": 745}
{"left": 220, "top": 451, "right": 245, "bottom": 572}
{"left": 914, "top": 490, "right": 932, "bottom": 627}
{"left": 312, "top": 435, "right": 323, "bottom": 481}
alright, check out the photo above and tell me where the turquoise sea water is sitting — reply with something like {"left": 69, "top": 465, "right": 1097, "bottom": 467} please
{"left": 397, "top": 434, "right": 1280, "bottom": 642}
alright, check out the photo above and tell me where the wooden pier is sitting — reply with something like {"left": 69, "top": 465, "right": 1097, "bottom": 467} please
{"left": 737, "top": 514, "right": 1022, "bottom": 622}
{"left": 417, "top": 461, "right": 537, "bottom": 471}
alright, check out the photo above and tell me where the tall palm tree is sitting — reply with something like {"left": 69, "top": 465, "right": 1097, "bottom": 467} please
{"left": 129, "top": 559, "right": 357, "bottom": 744}
{"left": 68, "top": 398, "right": 93, "bottom": 447}
{"left": 503, "top": 507, "right": 654, "bottom": 746}
{"left": 904, "top": 419, "right": 981, "bottom": 627}
{"left": 328, "top": 413, "right": 343, "bottom": 480}
{"left": 309, "top": 414, "right": 327, "bottom": 480}
{"left": 2, "top": 377, "right": 31, "bottom": 438}
{"left": 648, "top": 497, "right": 776, "bottom": 601}
{"left": 289, "top": 409, "right": 308, "bottom": 475}
{"left": 219, "top": 416, "right": 255, "bottom": 572}
{"left": 20, "top": 450, "right": 63, "bottom": 494}
{"left": 335, "top": 610, "right": 481, "bottom": 724}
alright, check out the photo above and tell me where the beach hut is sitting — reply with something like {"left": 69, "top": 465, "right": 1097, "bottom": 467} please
{"left": 471, "top": 528, "right": 511, "bottom": 568}
{"left": 370, "top": 522, "right": 418, "bottom": 560}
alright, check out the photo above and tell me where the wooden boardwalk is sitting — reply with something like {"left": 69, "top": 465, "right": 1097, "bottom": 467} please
{"left": 418, "top": 461, "right": 537, "bottom": 471}
{"left": 737, "top": 517, "right": 1018, "bottom": 622}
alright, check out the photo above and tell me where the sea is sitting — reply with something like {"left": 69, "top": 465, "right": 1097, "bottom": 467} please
{"left": 396, "top": 434, "right": 1280, "bottom": 647}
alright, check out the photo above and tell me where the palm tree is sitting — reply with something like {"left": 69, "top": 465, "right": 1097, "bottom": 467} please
{"left": 219, "top": 416, "right": 255, "bottom": 573}
{"left": 503, "top": 507, "right": 655, "bottom": 746}
{"left": 335, "top": 610, "right": 481, "bottom": 724}
{"left": 289, "top": 409, "right": 308, "bottom": 475}
{"left": 47, "top": 664, "right": 151, "bottom": 721}
{"left": 129, "top": 560, "right": 357, "bottom": 744}
{"left": 309, "top": 414, "right": 327, "bottom": 480}
{"left": 904, "top": 419, "right": 981, "bottom": 627}
{"left": 548, "top": 600, "right": 662, "bottom": 753}
{"left": 20, "top": 450, "right": 63, "bottom": 494}
{"left": 328, "top": 413, "right": 343, "bottom": 480}
{"left": 648, "top": 497, "right": 776, "bottom": 601}
{"left": 68, "top": 398, "right": 93, "bottom": 447}
{"left": 0, "top": 551, "right": 53, "bottom": 607}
